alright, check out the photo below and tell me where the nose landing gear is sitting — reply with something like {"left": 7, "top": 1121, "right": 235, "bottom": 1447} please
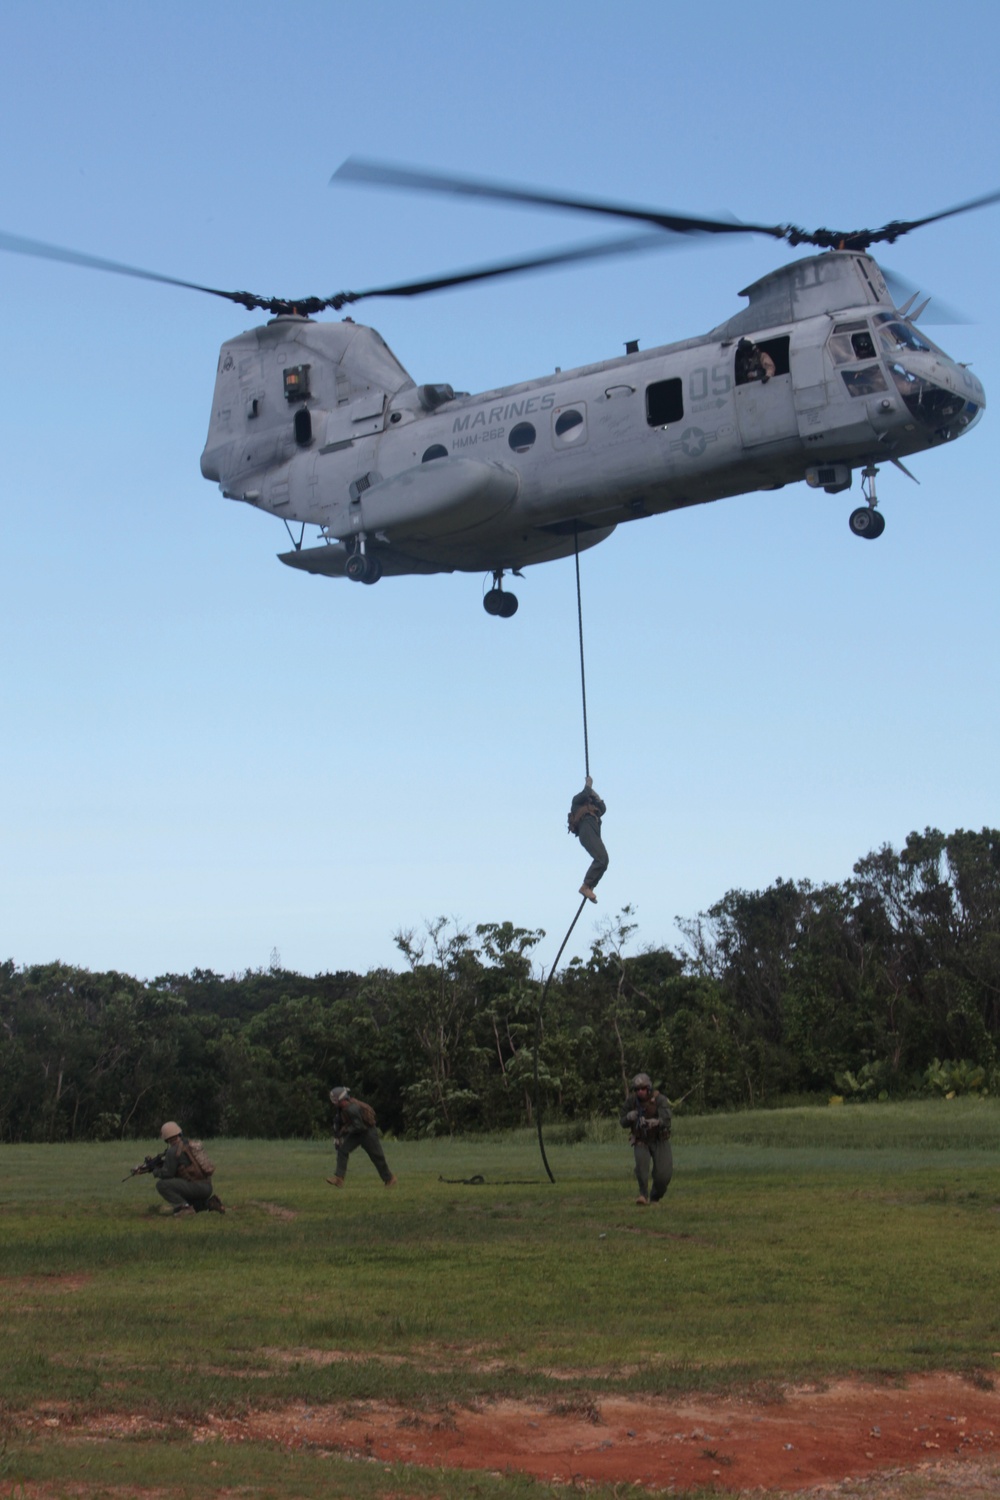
{"left": 483, "top": 570, "right": 519, "bottom": 618}
{"left": 849, "top": 463, "right": 886, "bottom": 539}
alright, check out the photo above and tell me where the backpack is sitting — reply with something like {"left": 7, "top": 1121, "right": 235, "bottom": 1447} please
{"left": 177, "top": 1138, "right": 215, "bottom": 1181}
{"left": 355, "top": 1099, "right": 377, "bottom": 1129}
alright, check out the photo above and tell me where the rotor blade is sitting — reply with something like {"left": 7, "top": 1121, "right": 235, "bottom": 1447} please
{"left": 0, "top": 228, "right": 329, "bottom": 316}
{"left": 0, "top": 228, "right": 239, "bottom": 303}
{"left": 333, "top": 157, "right": 786, "bottom": 242}
{"left": 867, "top": 187, "right": 1000, "bottom": 244}
{"left": 328, "top": 230, "right": 685, "bottom": 308}
{"left": 335, "top": 159, "right": 1000, "bottom": 255}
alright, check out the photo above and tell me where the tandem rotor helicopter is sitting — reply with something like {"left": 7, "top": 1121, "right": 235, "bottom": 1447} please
{"left": 4, "top": 163, "right": 997, "bottom": 617}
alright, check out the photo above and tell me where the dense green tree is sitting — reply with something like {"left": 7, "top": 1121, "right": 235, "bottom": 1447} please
{"left": 3, "top": 826, "right": 999, "bottom": 1140}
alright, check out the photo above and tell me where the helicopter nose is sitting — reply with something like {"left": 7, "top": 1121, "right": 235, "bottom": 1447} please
{"left": 956, "top": 363, "right": 985, "bottom": 429}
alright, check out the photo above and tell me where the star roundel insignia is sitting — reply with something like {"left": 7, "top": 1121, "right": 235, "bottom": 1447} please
{"left": 680, "top": 427, "right": 707, "bottom": 458}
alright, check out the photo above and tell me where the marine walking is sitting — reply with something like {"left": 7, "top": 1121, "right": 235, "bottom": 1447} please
{"left": 327, "top": 1086, "right": 398, "bottom": 1189}
{"left": 620, "top": 1073, "right": 672, "bottom": 1207}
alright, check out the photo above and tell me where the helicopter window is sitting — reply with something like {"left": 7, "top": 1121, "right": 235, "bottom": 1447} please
{"left": 283, "top": 365, "right": 311, "bottom": 402}
{"left": 294, "top": 408, "right": 313, "bottom": 446}
{"left": 509, "top": 422, "right": 537, "bottom": 453}
{"left": 829, "top": 322, "right": 872, "bottom": 364}
{"left": 422, "top": 444, "right": 449, "bottom": 462}
{"left": 841, "top": 365, "right": 888, "bottom": 397}
{"left": 645, "top": 378, "right": 683, "bottom": 427}
{"left": 875, "top": 319, "right": 933, "bottom": 356}
{"left": 554, "top": 408, "right": 586, "bottom": 444}
{"left": 734, "top": 335, "right": 789, "bottom": 384}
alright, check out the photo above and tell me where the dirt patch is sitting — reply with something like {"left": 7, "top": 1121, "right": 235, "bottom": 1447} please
{"left": 0, "top": 1273, "right": 92, "bottom": 1310}
{"left": 202, "top": 1373, "right": 1000, "bottom": 1492}
{"left": 1, "top": 1274, "right": 92, "bottom": 1293}
{"left": 245, "top": 1200, "right": 298, "bottom": 1221}
{"left": 9, "top": 1373, "right": 1000, "bottom": 1495}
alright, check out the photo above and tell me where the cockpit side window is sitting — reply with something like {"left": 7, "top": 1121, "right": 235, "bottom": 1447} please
{"left": 828, "top": 320, "right": 876, "bottom": 365}
{"left": 841, "top": 366, "right": 888, "bottom": 397}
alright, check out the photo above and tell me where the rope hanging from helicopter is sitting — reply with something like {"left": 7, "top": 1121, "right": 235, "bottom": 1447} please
{"left": 574, "top": 526, "right": 590, "bottom": 780}
{"left": 533, "top": 525, "right": 592, "bottom": 1183}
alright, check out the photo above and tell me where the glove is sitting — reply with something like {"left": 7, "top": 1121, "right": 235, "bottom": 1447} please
{"left": 626, "top": 1110, "right": 638, "bottom": 1124}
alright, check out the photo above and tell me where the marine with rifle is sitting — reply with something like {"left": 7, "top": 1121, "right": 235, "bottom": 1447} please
{"left": 126, "top": 1121, "right": 225, "bottom": 1217}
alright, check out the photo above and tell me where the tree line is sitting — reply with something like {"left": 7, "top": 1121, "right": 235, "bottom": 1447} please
{"left": 2, "top": 827, "right": 998, "bottom": 1143}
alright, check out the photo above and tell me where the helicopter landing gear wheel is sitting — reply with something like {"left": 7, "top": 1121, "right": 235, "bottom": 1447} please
{"left": 849, "top": 506, "right": 884, "bottom": 538}
{"left": 345, "top": 550, "right": 382, "bottom": 584}
{"left": 849, "top": 463, "right": 885, "bottom": 539}
{"left": 483, "top": 569, "right": 518, "bottom": 618}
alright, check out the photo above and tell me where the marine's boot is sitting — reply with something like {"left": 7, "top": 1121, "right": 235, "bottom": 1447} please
{"left": 206, "top": 1194, "right": 226, "bottom": 1214}
{"left": 172, "top": 1204, "right": 196, "bottom": 1217}
{"left": 635, "top": 1195, "right": 648, "bottom": 1207}
{"left": 326, "top": 1176, "right": 345, "bottom": 1188}
{"left": 579, "top": 885, "right": 598, "bottom": 903}
{"left": 385, "top": 1175, "right": 398, "bottom": 1188}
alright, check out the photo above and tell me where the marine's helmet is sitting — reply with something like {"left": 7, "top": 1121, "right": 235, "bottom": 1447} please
{"left": 159, "top": 1120, "right": 182, "bottom": 1140}
{"left": 329, "top": 1087, "right": 350, "bottom": 1105}
{"left": 631, "top": 1073, "right": 653, "bottom": 1092}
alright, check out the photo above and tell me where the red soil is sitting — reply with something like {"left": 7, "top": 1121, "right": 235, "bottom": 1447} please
{"left": 191, "top": 1372, "right": 1000, "bottom": 1492}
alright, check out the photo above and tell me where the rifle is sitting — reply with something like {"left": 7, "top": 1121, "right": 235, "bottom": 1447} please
{"left": 122, "top": 1152, "right": 165, "bottom": 1183}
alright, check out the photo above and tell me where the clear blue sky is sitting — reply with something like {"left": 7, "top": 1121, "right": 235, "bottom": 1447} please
{"left": 2, "top": 1, "right": 998, "bottom": 980}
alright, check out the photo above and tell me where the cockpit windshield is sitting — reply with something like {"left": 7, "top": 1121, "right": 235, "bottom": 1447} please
{"left": 873, "top": 313, "right": 937, "bottom": 357}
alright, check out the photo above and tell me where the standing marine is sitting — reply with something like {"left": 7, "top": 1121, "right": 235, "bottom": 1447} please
{"left": 151, "top": 1121, "right": 225, "bottom": 1217}
{"left": 326, "top": 1087, "right": 398, "bottom": 1189}
{"left": 620, "top": 1073, "right": 672, "bottom": 1207}
{"left": 568, "top": 774, "right": 608, "bottom": 903}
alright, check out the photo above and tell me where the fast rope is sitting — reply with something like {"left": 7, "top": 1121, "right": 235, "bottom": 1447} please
{"left": 574, "top": 525, "right": 590, "bottom": 779}
{"left": 532, "top": 529, "right": 594, "bottom": 1182}
{"left": 533, "top": 895, "right": 586, "bottom": 1184}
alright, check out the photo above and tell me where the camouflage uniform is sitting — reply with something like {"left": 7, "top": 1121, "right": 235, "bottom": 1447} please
{"left": 332, "top": 1098, "right": 395, "bottom": 1185}
{"left": 153, "top": 1136, "right": 215, "bottom": 1212}
{"left": 620, "top": 1084, "right": 672, "bottom": 1204}
{"left": 568, "top": 784, "right": 608, "bottom": 893}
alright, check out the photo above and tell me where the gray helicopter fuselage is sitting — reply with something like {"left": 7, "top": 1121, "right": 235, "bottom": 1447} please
{"left": 200, "top": 250, "right": 985, "bottom": 582}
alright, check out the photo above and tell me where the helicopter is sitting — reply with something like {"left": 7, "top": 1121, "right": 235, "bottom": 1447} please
{"left": 3, "top": 165, "right": 996, "bottom": 617}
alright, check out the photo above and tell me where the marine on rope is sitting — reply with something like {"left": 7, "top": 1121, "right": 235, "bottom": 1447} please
{"left": 566, "top": 526, "right": 608, "bottom": 903}
{"left": 568, "top": 775, "right": 608, "bottom": 903}
{"left": 533, "top": 526, "right": 607, "bottom": 1181}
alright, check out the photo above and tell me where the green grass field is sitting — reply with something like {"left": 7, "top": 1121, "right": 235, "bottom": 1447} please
{"left": 2, "top": 1099, "right": 999, "bottom": 1498}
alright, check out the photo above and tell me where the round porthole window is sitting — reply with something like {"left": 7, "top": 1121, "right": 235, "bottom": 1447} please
{"left": 508, "top": 422, "right": 536, "bottom": 453}
{"left": 422, "top": 444, "right": 448, "bottom": 462}
{"left": 554, "top": 409, "right": 584, "bottom": 441}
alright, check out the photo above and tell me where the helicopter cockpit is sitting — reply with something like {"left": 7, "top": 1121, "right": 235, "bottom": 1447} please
{"left": 826, "top": 313, "right": 983, "bottom": 441}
